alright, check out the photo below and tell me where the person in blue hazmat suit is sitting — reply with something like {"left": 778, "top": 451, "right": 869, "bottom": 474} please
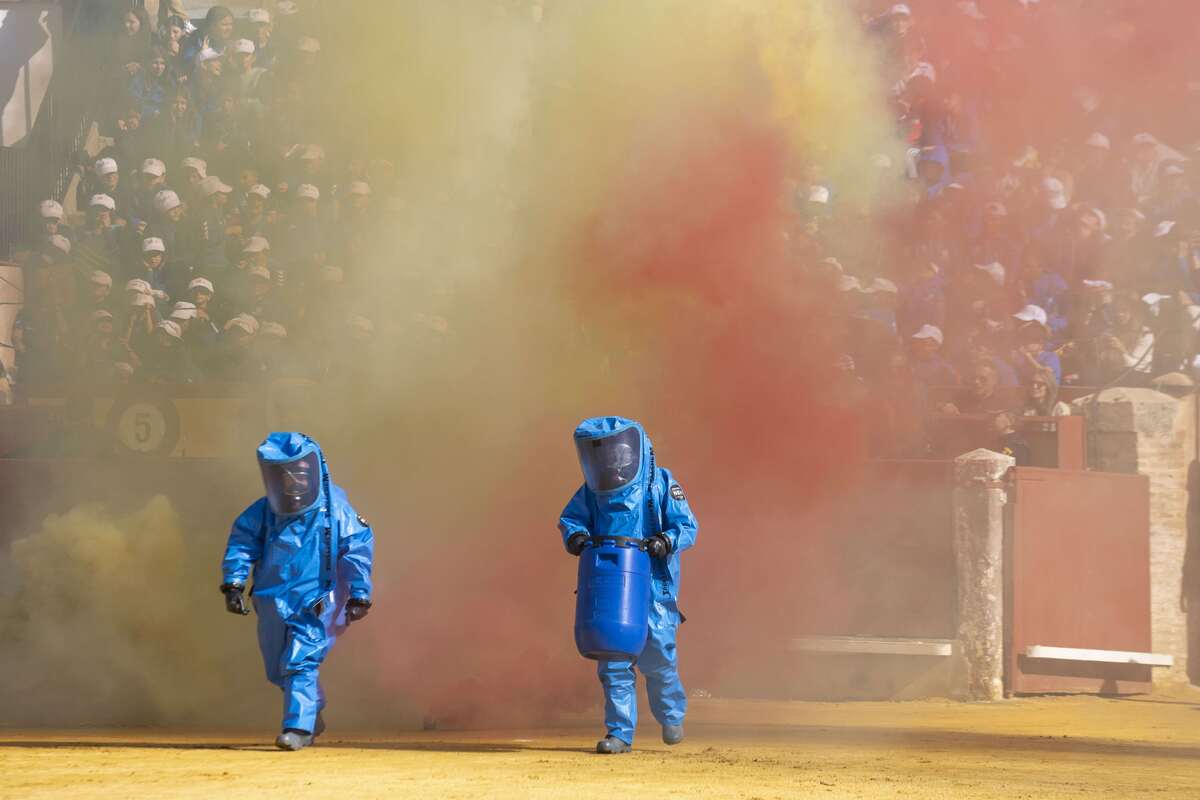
{"left": 220, "top": 432, "right": 374, "bottom": 751}
{"left": 559, "top": 416, "right": 699, "bottom": 754}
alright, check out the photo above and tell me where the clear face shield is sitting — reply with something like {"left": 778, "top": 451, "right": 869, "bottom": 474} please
{"left": 259, "top": 452, "right": 320, "bottom": 515}
{"left": 575, "top": 426, "right": 642, "bottom": 493}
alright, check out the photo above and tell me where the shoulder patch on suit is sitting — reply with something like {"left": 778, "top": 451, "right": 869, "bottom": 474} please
{"left": 669, "top": 484, "right": 686, "bottom": 501}
{"left": 357, "top": 514, "right": 369, "bottom": 527}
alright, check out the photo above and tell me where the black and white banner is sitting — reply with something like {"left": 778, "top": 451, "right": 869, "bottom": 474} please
{"left": 0, "top": 3, "right": 60, "bottom": 149}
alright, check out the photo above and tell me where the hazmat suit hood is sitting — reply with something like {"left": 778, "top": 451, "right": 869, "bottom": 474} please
{"left": 573, "top": 416, "right": 654, "bottom": 496}
{"left": 257, "top": 431, "right": 327, "bottom": 517}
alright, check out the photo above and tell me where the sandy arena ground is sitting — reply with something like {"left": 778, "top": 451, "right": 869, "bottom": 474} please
{"left": 4, "top": 692, "right": 1200, "bottom": 799}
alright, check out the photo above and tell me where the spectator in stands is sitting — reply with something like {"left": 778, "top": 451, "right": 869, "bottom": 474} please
{"left": 36, "top": 200, "right": 69, "bottom": 249}
{"left": 941, "top": 361, "right": 1009, "bottom": 416}
{"left": 183, "top": 6, "right": 237, "bottom": 65}
{"left": 86, "top": 158, "right": 126, "bottom": 217}
{"left": 1021, "top": 370, "right": 1071, "bottom": 418}
{"left": 73, "top": 195, "right": 121, "bottom": 275}
{"left": 143, "top": 90, "right": 200, "bottom": 170}
{"left": 908, "top": 324, "right": 958, "bottom": 386}
{"left": 993, "top": 410, "right": 1031, "bottom": 466}
{"left": 202, "top": 93, "right": 254, "bottom": 177}
{"left": 1095, "top": 293, "right": 1155, "bottom": 384}
{"left": 84, "top": 270, "right": 114, "bottom": 317}
{"left": 1011, "top": 307, "right": 1062, "bottom": 384}
{"left": 245, "top": 8, "right": 275, "bottom": 67}
{"left": 230, "top": 39, "right": 267, "bottom": 108}
{"left": 1017, "top": 244, "right": 1068, "bottom": 341}
{"left": 130, "top": 47, "right": 175, "bottom": 121}
{"left": 139, "top": 320, "right": 200, "bottom": 384}
{"left": 131, "top": 237, "right": 171, "bottom": 312}
{"left": 114, "top": 8, "right": 151, "bottom": 88}
{"left": 206, "top": 313, "right": 259, "bottom": 380}
{"left": 179, "top": 157, "right": 208, "bottom": 205}
{"left": 194, "top": 175, "right": 233, "bottom": 273}
{"left": 129, "top": 159, "right": 168, "bottom": 226}
{"left": 79, "top": 310, "right": 129, "bottom": 384}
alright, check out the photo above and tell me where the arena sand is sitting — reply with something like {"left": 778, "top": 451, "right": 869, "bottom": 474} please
{"left": 4, "top": 691, "right": 1200, "bottom": 799}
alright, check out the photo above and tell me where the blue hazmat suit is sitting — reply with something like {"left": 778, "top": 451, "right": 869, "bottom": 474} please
{"left": 559, "top": 416, "right": 699, "bottom": 746}
{"left": 222, "top": 432, "right": 374, "bottom": 734}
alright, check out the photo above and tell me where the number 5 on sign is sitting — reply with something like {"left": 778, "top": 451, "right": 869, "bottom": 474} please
{"left": 118, "top": 403, "right": 166, "bottom": 452}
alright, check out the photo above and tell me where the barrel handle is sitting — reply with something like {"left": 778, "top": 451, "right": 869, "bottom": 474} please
{"left": 586, "top": 535, "right": 647, "bottom": 551}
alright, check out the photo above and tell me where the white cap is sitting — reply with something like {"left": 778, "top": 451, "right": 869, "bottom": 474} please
{"left": 90, "top": 269, "right": 112, "bottom": 287}
{"left": 172, "top": 301, "right": 197, "bottom": 313}
{"left": 984, "top": 200, "right": 1008, "bottom": 217}
{"left": 125, "top": 278, "right": 151, "bottom": 294}
{"left": 198, "top": 47, "right": 222, "bottom": 63}
{"left": 321, "top": 265, "right": 344, "bottom": 283}
{"left": 1154, "top": 220, "right": 1177, "bottom": 238}
{"left": 838, "top": 275, "right": 862, "bottom": 292}
{"left": 300, "top": 144, "right": 325, "bottom": 160}
{"left": 132, "top": 292, "right": 156, "bottom": 308}
{"left": 1081, "top": 279, "right": 1114, "bottom": 290}
{"left": 870, "top": 153, "right": 893, "bottom": 169}
{"left": 1042, "top": 177, "right": 1067, "bottom": 209}
{"left": 141, "top": 157, "right": 166, "bottom": 176}
{"left": 199, "top": 175, "right": 233, "bottom": 196}
{"left": 821, "top": 256, "right": 844, "bottom": 273}
{"left": 297, "top": 184, "right": 320, "bottom": 200}
{"left": 1085, "top": 132, "right": 1111, "bottom": 150}
{"left": 277, "top": 0, "right": 299, "bottom": 15}
{"left": 233, "top": 38, "right": 255, "bottom": 55}
{"left": 865, "top": 277, "right": 898, "bottom": 294}
{"left": 890, "top": 3, "right": 912, "bottom": 16}
{"left": 973, "top": 262, "right": 1006, "bottom": 286}
{"left": 89, "top": 193, "right": 116, "bottom": 211}
{"left": 1013, "top": 304, "right": 1048, "bottom": 326}
{"left": 1142, "top": 293, "right": 1170, "bottom": 315}
{"left": 1164, "top": 162, "right": 1187, "bottom": 177}
{"left": 95, "top": 157, "right": 119, "bottom": 176}
{"left": 957, "top": 1, "right": 985, "bottom": 20}
{"left": 91, "top": 309, "right": 114, "bottom": 322}
{"left": 224, "top": 313, "right": 259, "bottom": 335}
{"left": 808, "top": 185, "right": 831, "bottom": 205}
{"left": 142, "top": 236, "right": 166, "bottom": 253}
{"left": 911, "top": 324, "right": 944, "bottom": 346}
{"left": 248, "top": 8, "right": 271, "bottom": 24}
{"left": 242, "top": 235, "right": 270, "bottom": 253}
{"left": 260, "top": 321, "right": 287, "bottom": 338}
{"left": 297, "top": 36, "right": 321, "bottom": 53}
{"left": 169, "top": 307, "right": 197, "bottom": 321}
{"left": 39, "top": 199, "right": 63, "bottom": 219}
{"left": 188, "top": 277, "right": 214, "bottom": 294}
{"left": 48, "top": 234, "right": 71, "bottom": 254}
{"left": 248, "top": 265, "right": 271, "bottom": 281}
{"left": 114, "top": 361, "right": 135, "bottom": 378}
{"left": 156, "top": 320, "right": 182, "bottom": 339}
{"left": 349, "top": 315, "right": 374, "bottom": 334}
{"left": 181, "top": 156, "right": 207, "bottom": 177}
{"left": 1132, "top": 132, "right": 1159, "bottom": 147}
{"left": 248, "top": 183, "right": 271, "bottom": 199}
{"left": 154, "top": 189, "right": 181, "bottom": 212}
{"left": 348, "top": 180, "right": 371, "bottom": 196}
{"left": 908, "top": 62, "right": 936, "bottom": 84}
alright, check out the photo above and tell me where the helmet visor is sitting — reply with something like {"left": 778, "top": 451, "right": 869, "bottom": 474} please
{"left": 260, "top": 452, "right": 320, "bottom": 515}
{"left": 575, "top": 426, "right": 642, "bottom": 493}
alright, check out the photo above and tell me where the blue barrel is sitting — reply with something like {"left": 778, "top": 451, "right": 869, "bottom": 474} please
{"left": 575, "top": 536, "right": 651, "bottom": 660}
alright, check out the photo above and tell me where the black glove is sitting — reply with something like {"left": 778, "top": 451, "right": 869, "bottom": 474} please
{"left": 220, "top": 583, "right": 250, "bottom": 615}
{"left": 645, "top": 534, "right": 671, "bottom": 559}
{"left": 345, "top": 598, "right": 371, "bottom": 623}
{"left": 566, "top": 532, "right": 589, "bottom": 556}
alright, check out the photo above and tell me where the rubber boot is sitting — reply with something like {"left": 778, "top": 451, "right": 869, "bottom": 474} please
{"left": 275, "top": 729, "right": 314, "bottom": 751}
{"left": 596, "top": 735, "right": 632, "bottom": 754}
{"left": 313, "top": 712, "right": 326, "bottom": 739}
{"left": 662, "top": 724, "right": 684, "bottom": 745}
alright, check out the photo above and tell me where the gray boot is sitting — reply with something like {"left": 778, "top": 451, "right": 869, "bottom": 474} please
{"left": 596, "top": 735, "right": 632, "bottom": 754}
{"left": 662, "top": 724, "right": 684, "bottom": 745}
{"left": 275, "top": 730, "right": 314, "bottom": 751}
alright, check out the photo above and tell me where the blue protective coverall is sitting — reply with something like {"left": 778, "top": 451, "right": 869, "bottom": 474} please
{"left": 559, "top": 416, "right": 699, "bottom": 746}
{"left": 222, "top": 432, "right": 374, "bottom": 734}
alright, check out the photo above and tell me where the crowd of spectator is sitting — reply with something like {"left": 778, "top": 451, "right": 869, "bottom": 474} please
{"left": 811, "top": 1, "right": 1200, "bottom": 459}
{"left": 11, "top": 2, "right": 390, "bottom": 391}
{"left": 10, "top": 0, "right": 1200, "bottom": 460}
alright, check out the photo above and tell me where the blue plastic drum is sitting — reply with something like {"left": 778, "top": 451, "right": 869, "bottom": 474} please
{"left": 575, "top": 536, "right": 651, "bottom": 660}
